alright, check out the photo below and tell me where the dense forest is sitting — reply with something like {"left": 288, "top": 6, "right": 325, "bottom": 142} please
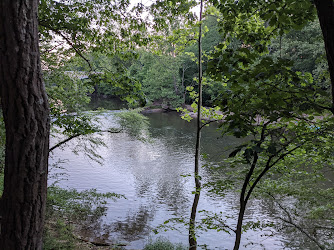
{"left": 0, "top": 0, "right": 334, "bottom": 249}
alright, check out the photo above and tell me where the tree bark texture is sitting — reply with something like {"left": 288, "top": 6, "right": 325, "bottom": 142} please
{"left": 314, "top": 0, "right": 334, "bottom": 113}
{"left": 0, "top": 0, "right": 50, "bottom": 249}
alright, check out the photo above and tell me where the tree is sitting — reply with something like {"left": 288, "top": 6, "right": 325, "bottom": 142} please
{"left": 270, "top": 20, "right": 325, "bottom": 74}
{"left": 189, "top": 1, "right": 204, "bottom": 248}
{"left": 129, "top": 51, "right": 184, "bottom": 107}
{"left": 314, "top": 0, "right": 334, "bottom": 112}
{"left": 0, "top": 0, "right": 50, "bottom": 249}
{"left": 202, "top": 1, "right": 334, "bottom": 249}
{"left": 0, "top": 0, "right": 199, "bottom": 248}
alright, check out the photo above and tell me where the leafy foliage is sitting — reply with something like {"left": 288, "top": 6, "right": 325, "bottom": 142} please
{"left": 114, "top": 109, "right": 150, "bottom": 140}
{"left": 270, "top": 20, "right": 325, "bottom": 73}
{"left": 196, "top": 1, "right": 334, "bottom": 248}
{"left": 44, "top": 185, "right": 124, "bottom": 250}
{"left": 46, "top": 185, "right": 124, "bottom": 223}
{"left": 43, "top": 218, "right": 76, "bottom": 250}
{"left": 144, "top": 237, "right": 186, "bottom": 250}
{"left": 19, "top": 0, "right": 334, "bottom": 248}
{"left": 39, "top": 0, "right": 150, "bottom": 57}
{"left": 129, "top": 51, "right": 185, "bottom": 107}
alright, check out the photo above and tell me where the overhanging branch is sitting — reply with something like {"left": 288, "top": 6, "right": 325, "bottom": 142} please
{"left": 49, "top": 129, "right": 122, "bottom": 152}
{"left": 39, "top": 21, "right": 93, "bottom": 71}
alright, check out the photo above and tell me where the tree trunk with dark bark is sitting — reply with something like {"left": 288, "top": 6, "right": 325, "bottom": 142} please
{"left": 0, "top": 0, "right": 50, "bottom": 249}
{"left": 233, "top": 152, "right": 259, "bottom": 250}
{"left": 314, "top": 0, "right": 334, "bottom": 113}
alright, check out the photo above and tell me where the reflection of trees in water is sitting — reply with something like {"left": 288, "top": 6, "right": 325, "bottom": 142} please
{"left": 124, "top": 137, "right": 192, "bottom": 214}
{"left": 255, "top": 196, "right": 334, "bottom": 249}
{"left": 155, "top": 178, "right": 190, "bottom": 214}
{"left": 111, "top": 205, "right": 155, "bottom": 241}
{"left": 131, "top": 160, "right": 190, "bottom": 214}
{"left": 130, "top": 158, "right": 190, "bottom": 214}
{"left": 80, "top": 222, "right": 114, "bottom": 244}
{"left": 75, "top": 205, "right": 156, "bottom": 243}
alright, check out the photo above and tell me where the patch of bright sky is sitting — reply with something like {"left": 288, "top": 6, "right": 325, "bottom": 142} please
{"left": 130, "top": 0, "right": 201, "bottom": 17}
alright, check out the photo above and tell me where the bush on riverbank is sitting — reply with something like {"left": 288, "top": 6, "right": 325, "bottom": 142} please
{"left": 43, "top": 185, "right": 124, "bottom": 249}
{"left": 144, "top": 237, "right": 186, "bottom": 250}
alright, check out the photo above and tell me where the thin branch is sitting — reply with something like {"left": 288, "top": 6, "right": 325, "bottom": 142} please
{"left": 268, "top": 193, "right": 325, "bottom": 250}
{"left": 304, "top": 96, "right": 332, "bottom": 111}
{"left": 268, "top": 143, "right": 303, "bottom": 168}
{"left": 50, "top": 134, "right": 83, "bottom": 152}
{"left": 217, "top": 221, "right": 237, "bottom": 234}
{"left": 200, "top": 120, "right": 218, "bottom": 130}
{"left": 49, "top": 129, "right": 122, "bottom": 152}
{"left": 39, "top": 21, "right": 93, "bottom": 71}
{"left": 267, "top": 193, "right": 293, "bottom": 222}
{"left": 278, "top": 217, "right": 324, "bottom": 250}
{"left": 40, "top": 41, "right": 65, "bottom": 55}
{"left": 241, "top": 152, "right": 259, "bottom": 202}
{"left": 244, "top": 155, "right": 273, "bottom": 203}
{"left": 240, "top": 123, "right": 269, "bottom": 204}
{"left": 245, "top": 143, "right": 304, "bottom": 203}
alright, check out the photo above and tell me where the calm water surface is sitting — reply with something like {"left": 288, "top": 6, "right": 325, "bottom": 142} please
{"left": 50, "top": 110, "right": 289, "bottom": 249}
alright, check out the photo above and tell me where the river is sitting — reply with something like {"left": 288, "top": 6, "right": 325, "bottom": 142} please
{"left": 49, "top": 105, "right": 293, "bottom": 249}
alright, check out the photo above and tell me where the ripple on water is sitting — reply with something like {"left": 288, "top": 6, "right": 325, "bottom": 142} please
{"left": 49, "top": 112, "right": 290, "bottom": 249}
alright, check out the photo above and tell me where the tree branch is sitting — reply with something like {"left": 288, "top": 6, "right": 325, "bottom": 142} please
{"left": 200, "top": 120, "right": 218, "bottom": 130}
{"left": 40, "top": 41, "right": 65, "bottom": 55}
{"left": 267, "top": 193, "right": 325, "bottom": 250}
{"left": 245, "top": 143, "right": 303, "bottom": 203}
{"left": 278, "top": 217, "right": 324, "bottom": 250}
{"left": 49, "top": 129, "right": 122, "bottom": 152}
{"left": 39, "top": 21, "right": 93, "bottom": 71}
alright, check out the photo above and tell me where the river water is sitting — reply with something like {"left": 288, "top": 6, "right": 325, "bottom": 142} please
{"left": 49, "top": 109, "right": 291, "bottom": 249}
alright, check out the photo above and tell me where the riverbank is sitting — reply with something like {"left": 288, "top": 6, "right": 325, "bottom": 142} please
{"left": 141, "top": 104, "right": 224, "bottom": 122}
{"left": 88, "top": 96, "right": 223, "bottom": 121}
{"left": 46, "top": 217, "right": 186, "bottom": 250}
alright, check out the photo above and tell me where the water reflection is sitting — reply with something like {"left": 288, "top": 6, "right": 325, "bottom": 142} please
{"left": 112, "top": 205, "right": 154, "bottom": 241}
{"left": 50, "top": 111, "right": 289, "bottom": 249}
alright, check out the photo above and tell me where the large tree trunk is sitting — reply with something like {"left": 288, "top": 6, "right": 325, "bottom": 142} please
{"left": 314, "top": 0, "right": 334, "bottom": 113}
{"left": 0, "top": 0, "right": 50, "bottom": 249}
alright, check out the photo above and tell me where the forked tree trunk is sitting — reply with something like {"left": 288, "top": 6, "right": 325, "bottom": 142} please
{"left": 0, "top": 0, "right": 50, "bottom": 249}
{"left": 233, "top": 153, "right": 259, "bottom": 250}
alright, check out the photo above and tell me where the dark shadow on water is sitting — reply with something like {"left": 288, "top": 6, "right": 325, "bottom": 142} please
{"left": 111, "top": 205, "right": 155, "bottom": 241}
{"left": 85, "top": 96, "right": 127, "bottom": 111}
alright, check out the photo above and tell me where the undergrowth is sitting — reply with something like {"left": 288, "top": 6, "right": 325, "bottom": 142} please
{"left": 144, "top": 237, "right": 186, "bottom": 250}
